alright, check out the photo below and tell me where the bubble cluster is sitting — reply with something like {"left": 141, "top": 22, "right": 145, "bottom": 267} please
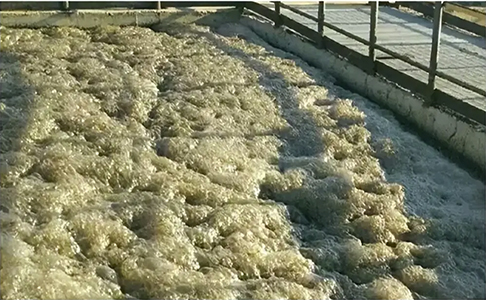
{"left": 0, "top": 21, "right": 484, "bottom": 300}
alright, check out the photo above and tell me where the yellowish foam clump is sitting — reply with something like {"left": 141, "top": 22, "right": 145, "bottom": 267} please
{"left": 397, "top": 265, "right": 440, "bottom": 297}
{"left": 1, "top": 234, "right": 122, "bottom": 300}
{"left": 364, "top": 276, "right": 414, "bottom": 300}
{"left": 1, "top": 21, "right": 484, "bottom": 300}
{"left": 342, "top": 239, "right": 397, "bottom": 284}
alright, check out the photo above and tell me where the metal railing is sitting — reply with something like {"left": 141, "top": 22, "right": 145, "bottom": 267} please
{"left": 273, "top": 2, "right": 486, "bottom": 99}
{"left": 246, "top": 1, "right": 485, "bottom": 125}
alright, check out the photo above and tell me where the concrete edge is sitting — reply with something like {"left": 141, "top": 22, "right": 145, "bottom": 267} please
{"left": 0, "top": 8, "right": 242, "bottom": 28}
{"left": 240, "top": 16, "right": 486, "bottom": 173}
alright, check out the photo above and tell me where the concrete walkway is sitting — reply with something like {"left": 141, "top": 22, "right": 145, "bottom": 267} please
{"left": 277, "top": 4, "right": 486, "bottom": 111}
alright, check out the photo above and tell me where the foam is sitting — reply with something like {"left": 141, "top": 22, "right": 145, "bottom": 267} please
{"left": 0, "top": 22, "right": 484, "bottom": 300}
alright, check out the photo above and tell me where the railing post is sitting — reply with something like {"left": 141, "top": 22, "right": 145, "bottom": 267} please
{"left": 274, "top": 1, "right": 282, "bottom": 28}
{"left": 62, "top": 1, "right": 69, "bottom": 10}
{"left": 426, "top": 1, "right": 444, "bottom": 106}
{"left": 235, "top": 1, "right": 244, "bottom": 15}
{"left": 318, "top": 1, "right": 325, "bottom": 48}
{"left": 156, "top": 1, "right": 161, "bottom": 10}
{"left": 369, "top": 1, "right": 378, "bottom": 74}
